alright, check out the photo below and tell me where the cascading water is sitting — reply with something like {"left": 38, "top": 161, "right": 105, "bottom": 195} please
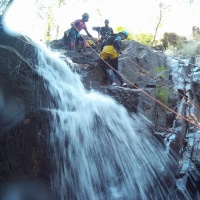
{"left": 34, "top": 46, "right": 182, "bottom": 200}
{"left": 0, "top": 1, "right": 196, "bottom": 200}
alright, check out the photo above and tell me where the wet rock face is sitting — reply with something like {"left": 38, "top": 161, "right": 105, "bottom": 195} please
{"left": 0, "top": 29, "right": 173, "bottom": 195}
{"left": 119, "top": 41, "right": 168, "bottom": 89}
{"left": 56, "top": 39, "right": 170, "bottom": 129}
{"left": 0, "top": 29, "right": 54, "bottom": 186}
{"left": 0, "top": 47, "right": 33, "bottom": 132}
{"left": 0, "top": 110, "right": 53, "bottom": 187}
{"left": 0, "top": 179, "right": 52, "bottom": 200}
{"left": 99, "top": 86, "right": 138, "bottom": 113}
{"left": 0, "top": 29, "right": 57, "bottom": 133}
{"left": 1, "top": 27, "right": 200, "bottom": 198}
{"left": 50, "top": 38, "right": 200, "bottom": 198}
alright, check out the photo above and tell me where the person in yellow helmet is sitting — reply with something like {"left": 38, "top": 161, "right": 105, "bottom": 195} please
{"left": 100, "top": 31, "right": 128, "bottom": 87}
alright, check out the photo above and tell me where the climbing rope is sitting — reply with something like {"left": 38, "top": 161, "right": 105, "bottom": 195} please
{"left": 72, "top": 29, "right": 200, "bottom": 128}
{"left": 122, "top": 51, "right": 200, "bottom": 111}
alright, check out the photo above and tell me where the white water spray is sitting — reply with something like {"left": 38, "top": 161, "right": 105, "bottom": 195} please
{"left": 35, "top": 47, "right": 178, "bottom": 200}
{"left": 0, "top": 1, "right": 193, "bottom": 200}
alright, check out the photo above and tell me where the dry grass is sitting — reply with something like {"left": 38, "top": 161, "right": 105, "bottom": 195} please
{"left": 165, "top": 38, "right": 200, "bottom": 58}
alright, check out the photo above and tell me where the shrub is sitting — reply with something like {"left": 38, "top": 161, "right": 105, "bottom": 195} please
{"left": 115, "top": 26, "right": 157, "bottom": 46}
{"left": 153, "top": 66, "right": 166, "bottom": 79}
{"left": 155, "top": 86, "right": 169, "bottom": 105}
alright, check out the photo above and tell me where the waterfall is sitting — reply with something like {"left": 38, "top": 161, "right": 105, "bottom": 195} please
{"left": 0, "top": 2, "right": 196, "bottom": 199}
{"left": 34, "top": 46, "right": 178, "bottom": 200}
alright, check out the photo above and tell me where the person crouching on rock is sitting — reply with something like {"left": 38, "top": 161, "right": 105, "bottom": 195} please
{"left": 67, "top": 13, "right": 93, "bottom": 52}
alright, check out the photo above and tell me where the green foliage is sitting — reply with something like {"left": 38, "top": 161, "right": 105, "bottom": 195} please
{"left": 58, "top": 0, "right": 66, "bottom": 7}
{"left": 116, "top": 26, "right": 154, "bottom": 46}
{"left": 116, "top": 26, "right": 125, "bottom": 32}
{"left": 154, "top": 67, "right": 170, "bottom": 107}
{"left": 132, "top": 33, "right": 154, "bottom": 46}
{"left": 45, "top": 6, "right": 55, "bottom": 41}
{"left": 155, "top": 86, "right": 169, "bottom": 105}
{"left": 116, "top": 26, "right": 134, "bottom": 40}
{"left": 36, "top": 0, "right": 68, "bottom": 41}
{"left": 153, "top": 66, "right": 166, "bottom": 79}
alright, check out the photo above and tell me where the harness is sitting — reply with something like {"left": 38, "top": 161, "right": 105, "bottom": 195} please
{"left": 100, "top": 27, "right": 113, "bottom": 37}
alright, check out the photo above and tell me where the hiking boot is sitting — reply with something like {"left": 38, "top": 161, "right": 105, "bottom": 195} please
{"left": 112, "top": 82, "right": 117, "bottom": 86}
{"left": 121, "top": 83, "right": 127, "bottom": 87}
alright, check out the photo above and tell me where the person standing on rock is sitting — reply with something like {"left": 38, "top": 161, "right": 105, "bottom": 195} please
{"left": 92, "top": 19, "right": 114, "bottom": 44}
{"left": 64, "top": 13, "right": 93, "bottom": 52}
{"left": 100, "top": 30, "right": 128, "bottom": 87}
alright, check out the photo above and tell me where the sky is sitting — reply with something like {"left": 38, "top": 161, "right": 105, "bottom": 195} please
{"left": 3, "top": 0, "right": 200, "bottom": 41}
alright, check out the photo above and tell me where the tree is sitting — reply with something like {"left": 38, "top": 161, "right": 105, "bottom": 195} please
{"left": 95, "top": 8, "right": 103, "bottom": 21}
{"left": 150, "top": 1, "right": 170, "bottom": 47}
{"left": 45, "top": 6, "right": 55, "bottom": 41}
{"left": 55, "top": 0, "right": 67, "bottom": 39}
{"left": 35, "top": 0, "right": 68, "bottom": 41}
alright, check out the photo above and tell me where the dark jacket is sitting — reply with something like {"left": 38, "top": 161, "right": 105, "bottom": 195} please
{"left": 92, "top": 26, "right": 114, "bottom": 38}
{"left": 100, "top": 26, "right": 114, "bottom": 37}
{"left": 101, "top": 34, "right": 122, "bottom": 52}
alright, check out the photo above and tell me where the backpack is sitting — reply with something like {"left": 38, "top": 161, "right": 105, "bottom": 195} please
{"left": 86, "top": 40, "right": 96, "bottom": 49}
{"left": 63, "top": 29, "right": 70, "bottom": 45}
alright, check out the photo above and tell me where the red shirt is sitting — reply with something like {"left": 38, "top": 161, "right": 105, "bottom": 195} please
{"left": 73, "top": 19, "right": 86, "bottom": 32}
